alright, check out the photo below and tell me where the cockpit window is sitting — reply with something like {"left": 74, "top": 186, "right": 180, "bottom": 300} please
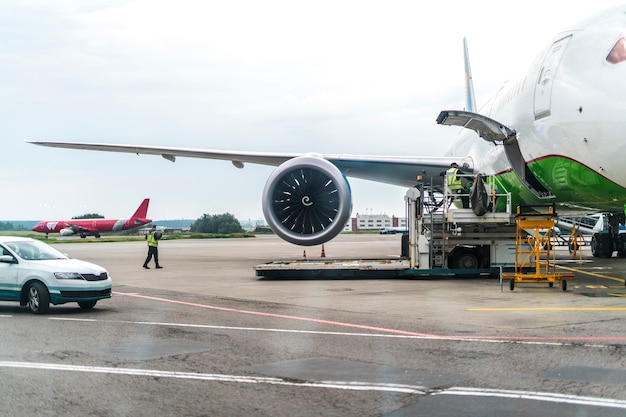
{"left": 606, "top": 37, "right": 626, "bottom": 64}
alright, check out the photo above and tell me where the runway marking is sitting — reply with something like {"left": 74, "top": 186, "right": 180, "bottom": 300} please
{"left": 2, "top": 360, "right": 626, "bottom": 410}
{"left": 110, "top": 291, "right": 626, "bottom": 344}
{"left": 574, "top": 284, "right": 626, "bottom": 289}
{"left": 574, "top": 285, "right": 626, "bottom": 290}
{"left": 112, "top": 291, "right": 435, "bottom": 337}
{"left": 109, "top": 292, "right": 626, "bottom": 344}
{"left": 557, "top": 264, "right": 626, "bottom": 284}
{"left": 0, "top": 360, "right": 425, "bottom": 394}
{"left": 52, "top": 316, "right": 564, "bottom": 345}
{"left": 469, "top": 307, "right": 626, "bottom": 311}
{"left": 435, "top": 387, "right": 626, "bottom": 410}
{"left": 50, "top": 315, "right": 626, "bottom": 347}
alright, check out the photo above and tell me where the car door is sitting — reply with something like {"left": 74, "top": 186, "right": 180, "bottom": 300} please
{"left": 0, "top": 244, "right": 20, "bottom": 301}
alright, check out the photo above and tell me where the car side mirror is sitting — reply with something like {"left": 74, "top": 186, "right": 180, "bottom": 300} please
{"left": 0, "top": 255, "right": 17, "bottom": 264}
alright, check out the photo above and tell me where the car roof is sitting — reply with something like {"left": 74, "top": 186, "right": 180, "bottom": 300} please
{"left": 0, "top": 236, "right": 35, "bottom": 243}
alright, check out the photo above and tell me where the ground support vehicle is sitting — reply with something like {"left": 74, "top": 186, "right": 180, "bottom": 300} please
{"left": 401, "top": 175, "right": 518, "bottom": 275}
{"left": 256, "top": 174, "right": 523, "bottom": 279}
{"left": 501, "top": 204, "right": 574, "bottom": 291}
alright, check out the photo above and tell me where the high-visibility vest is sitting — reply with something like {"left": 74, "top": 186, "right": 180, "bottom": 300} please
{"left": 447, "top": 167, "right": 463, "bottom": 190}
{"left": 147, "top": 232, "right": 158, "bottom": 247}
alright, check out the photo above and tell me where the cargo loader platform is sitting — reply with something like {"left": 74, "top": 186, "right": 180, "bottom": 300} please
{"left": 254, "top": 258, "right": 502, "bottom": 279}
{"left": 255, "top": 179, "right": 517, "bottom": 280}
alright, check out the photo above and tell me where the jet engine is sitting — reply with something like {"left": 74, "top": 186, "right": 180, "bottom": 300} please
{"left": 262, "top": 154, "right": 352, "bottom": 246}
{"left": 59, "top": 228, "right": 76, "bottom": 236}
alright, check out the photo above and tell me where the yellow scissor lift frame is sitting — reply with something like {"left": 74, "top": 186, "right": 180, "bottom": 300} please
{"left": 503, "top": 204, "right": 574, "bottom": 291}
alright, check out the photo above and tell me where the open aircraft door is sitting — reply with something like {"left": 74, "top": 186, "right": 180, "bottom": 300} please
{"left": 436, "top": 110, "right": 554, "bottom": 199}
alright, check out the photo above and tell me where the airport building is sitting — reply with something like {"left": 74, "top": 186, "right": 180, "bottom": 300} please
{"left": 343, "top": 213, "right": 406, "bottom": 232}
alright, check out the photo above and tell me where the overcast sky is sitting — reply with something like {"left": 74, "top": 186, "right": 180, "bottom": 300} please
{"left": 2, "top": 0, "right": 624, "bottom": 222}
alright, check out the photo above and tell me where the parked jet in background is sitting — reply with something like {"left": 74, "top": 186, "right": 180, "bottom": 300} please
{"left": 32, "top": 199, "right": 151, "bottom": 238}
{"left": 27, "top": 6, "right": 626, "bottom": 257}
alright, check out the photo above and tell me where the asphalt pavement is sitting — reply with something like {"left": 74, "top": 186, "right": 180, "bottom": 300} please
{"left": 1, "top": 234, "right": 626, "bottom": 416}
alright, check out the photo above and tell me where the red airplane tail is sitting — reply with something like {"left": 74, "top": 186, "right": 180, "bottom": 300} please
{"left": 131, "top": 198, "right": 150, "bottom": 219}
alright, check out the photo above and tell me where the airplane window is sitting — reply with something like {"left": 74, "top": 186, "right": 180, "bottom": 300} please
{"left": 606, "top": 37, "right": 626, "bottom": 64}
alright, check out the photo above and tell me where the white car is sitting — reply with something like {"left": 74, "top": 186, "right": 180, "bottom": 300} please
{"left": 0, "top": 236, "right": 112, "bottom": 314}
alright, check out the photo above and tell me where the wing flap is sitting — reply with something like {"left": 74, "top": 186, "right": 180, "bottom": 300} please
{"left": 26, "top": 141, "right": 298, "bottom": 166}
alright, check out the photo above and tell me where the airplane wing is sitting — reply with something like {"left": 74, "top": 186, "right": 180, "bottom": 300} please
{"left": 66, "top": 223, "right": 96, "bottom": 234}
{"left": 27, "top": 140, "right": 473, "bottom": 246}
{"left": 26, "top": 141, "right": 464, "bottom": 187}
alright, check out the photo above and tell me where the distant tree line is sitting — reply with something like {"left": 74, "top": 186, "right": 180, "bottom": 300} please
{"left": 0, "top": 221, "right": 24, "bottom": 231}
{"left": 190, "top": 213, "right": 244, "bottom": 234}
{"left": 72, "top": 213, "right": 105, "bottom": 219}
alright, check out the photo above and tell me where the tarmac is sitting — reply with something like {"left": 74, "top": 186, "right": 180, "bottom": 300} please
{"left": 2, "top": 233, "right": 626, "bottom": 416}
{"left": 60, "top": 233, "right": 626, "bottom": 325}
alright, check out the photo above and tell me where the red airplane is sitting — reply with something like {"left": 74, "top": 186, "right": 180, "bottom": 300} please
{"left": 32, "top": 198, "right": 152, "bottom": 238}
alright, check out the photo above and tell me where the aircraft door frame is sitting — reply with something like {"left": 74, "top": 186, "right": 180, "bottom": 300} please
{"left": 534, "top": 35, "right": 572, "bottom": 119}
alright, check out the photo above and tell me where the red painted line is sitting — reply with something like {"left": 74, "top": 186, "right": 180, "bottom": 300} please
{"left": 113, "top": 291, "right": 626, "bottom": 343}
{"left": 113, "top": 291, "right": 434, "bottom": 337}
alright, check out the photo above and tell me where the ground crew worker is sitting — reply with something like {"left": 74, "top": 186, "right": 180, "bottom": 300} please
{"left": 447, "top": 162, "right": 463, "bottom": 191}
{"left": 143, "top": 225, "right": 162, "bottom": 269}
{"left": 446, "top": 162, "right": 469, "bottom": 208}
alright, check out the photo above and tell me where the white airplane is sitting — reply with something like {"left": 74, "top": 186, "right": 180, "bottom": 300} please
{"left": 27, "top": 5, "right": 626, "bottom": 258}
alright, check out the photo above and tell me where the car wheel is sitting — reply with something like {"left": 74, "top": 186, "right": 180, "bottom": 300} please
{"left": 78, "top": 300, "right": 97, "bottom": 309}
{"left": 27, "top": 282, "right": 50, "bottom": 314}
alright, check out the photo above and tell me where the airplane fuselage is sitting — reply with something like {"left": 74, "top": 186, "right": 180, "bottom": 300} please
{"left": 32, "top": 218, "right": 151, "bottom": 236}
{"left": 448, "top": 7, "right": 626, "bottom": 214}
{"left": 32, "top": 199, "right": 152, "bottom": 237}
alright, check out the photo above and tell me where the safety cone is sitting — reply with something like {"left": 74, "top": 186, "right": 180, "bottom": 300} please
{"left": 320, "top": 245, "right": 326, "bottom": 257}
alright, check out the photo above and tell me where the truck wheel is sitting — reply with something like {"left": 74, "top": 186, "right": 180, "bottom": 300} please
{"left": 591, "top": 233, "right": 612, "bottom": 258}
{"left": 449, "top": 248, "right": 479, "bottom": 269}
{"left": 617, "top": 234, "right": 626, "bottom": 257}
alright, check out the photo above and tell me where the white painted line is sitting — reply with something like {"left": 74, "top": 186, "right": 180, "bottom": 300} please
{"left": 0, "top": 361, "right": 425, "bottom": 394}
{"left": 436, "top": 387, "right": 626, "bottom": 409}
{"left": 2, "top": 360, "right": 626, "bottom": 409}
{"left": 48, "top": 317, "right": 618, "bottom": 348}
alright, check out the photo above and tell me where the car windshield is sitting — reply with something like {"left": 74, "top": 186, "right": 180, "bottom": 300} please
{"left": 5, "top": 240, "right": 67, "bottom": 261}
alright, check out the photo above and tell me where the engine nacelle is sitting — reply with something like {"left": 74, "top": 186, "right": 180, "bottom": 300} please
{"left": 262, "top": 155, "right": 352, "bottom": 246}
{"left": 59, "top": 228, "right": 76, "bottom": 236}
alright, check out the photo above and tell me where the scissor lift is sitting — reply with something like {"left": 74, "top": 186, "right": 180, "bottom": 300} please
{"left": 503, "top": 204, "right": 574, "bottom": 291}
